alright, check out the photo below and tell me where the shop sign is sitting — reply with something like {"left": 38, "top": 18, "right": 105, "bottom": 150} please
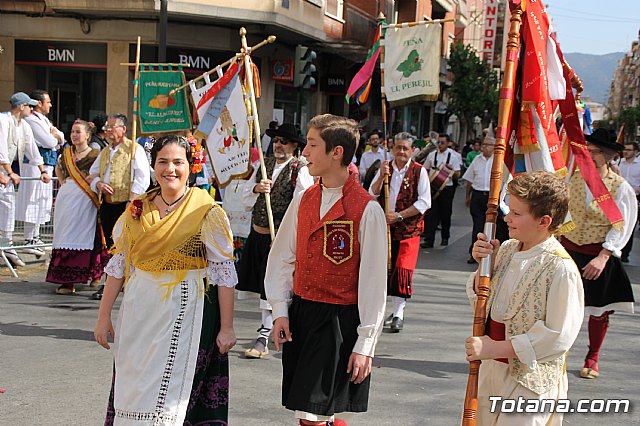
{"left": 15, "top": 40, "right": 107, "bottom": 68}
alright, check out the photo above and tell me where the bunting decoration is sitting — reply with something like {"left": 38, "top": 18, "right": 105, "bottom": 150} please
{"left": 345, "top": 23, "right": 383, "bottom": 105}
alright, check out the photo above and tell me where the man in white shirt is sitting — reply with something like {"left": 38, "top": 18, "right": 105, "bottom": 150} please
{"left": 237, "top": 123, "right": 314, "bottom": 359}
{"left": 359, "top": 131, "right": 388, "bottom": 182}
{"left": 19, "top": 90, "right": 64, "bottom": 256}
{"left": 370, "top": 132, "right": 430, "bottom": 332}
{"left": 266, "top": 114, "right": 387, "bottom": 425}
{"left": 618, "top": 142, "right": 640, "bottom": 262}
{"left": 89, "top": 113, "right": 150, "bottom": 299}
{"left": 422, "top": 133, "right": 462, "bottom": 248}
{"left": 0, "top": 92, "right": 52, "bottom": 268}
{"left": 462, "top": 137, "right": 509, "bottom": 264}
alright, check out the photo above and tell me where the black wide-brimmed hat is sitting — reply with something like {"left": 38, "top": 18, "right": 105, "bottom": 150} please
{"left": 266, "top": 123, "right": 306, "bottom": 146}
{"left": 585, "top": 128, "right": 623, "bottom": 152}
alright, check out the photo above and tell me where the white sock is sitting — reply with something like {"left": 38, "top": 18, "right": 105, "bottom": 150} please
{"left": 258, "top": 308, "right": 273, "bottom": 340}
{"left": 392, "top": 296, "right": 406, "bottom": 320}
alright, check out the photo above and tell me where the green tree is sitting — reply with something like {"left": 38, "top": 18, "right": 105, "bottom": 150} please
{"left": 447, "top": 42, "right": 499, "bottom": 143}
{"left": 615, "top": 106, "right": 640, "bottom": 142}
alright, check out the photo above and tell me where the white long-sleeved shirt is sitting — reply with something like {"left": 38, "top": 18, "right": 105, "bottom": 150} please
{"left": 462, "top": 154, "right": 493, "bottom": 191}
{"left": 0, "top": 113, "right": 43, "bottom": 168}
{"left": 24, "top": 112, "right": 63, "bottom": 149}
{"left": 89, "top": 142, "right": 151, "bottom": 196}
{"left": 617, "top": 156, "right": 640, "bottom": 194}
{"left": 241, "top": 156, "right": 314, "bottom": 210}
{"left": 369, "top": 160, "right": 431, "bottom": 214}
{"left": 466, "top": 237, "right": 584, "bottom": 370}
{"left": 265, "top": 184, "right": 388, "bottom": 357}
{"left": 581, "top": 177, "right": 638, "bottom": 258}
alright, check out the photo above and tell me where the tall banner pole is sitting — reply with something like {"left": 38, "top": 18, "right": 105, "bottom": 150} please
{"left": 461, "top": 5, "right": 523, "bottom": 426}
{"left": 378, "top": 13, "right": 392, "bottom": 271}
{"left": 130, "top": 36, "right": 141, "bottom": 192}
{"left": 240, "top": 27, "right": 276, "bottom": 240}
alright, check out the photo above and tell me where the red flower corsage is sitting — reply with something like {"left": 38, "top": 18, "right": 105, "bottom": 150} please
{"left": 187, "top": 135, "right": 206, "bottom": 174}
{"left": 130, "top": 199, "right": 143, "bottom": 220}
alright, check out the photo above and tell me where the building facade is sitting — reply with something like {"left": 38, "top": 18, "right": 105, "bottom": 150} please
{"left": 1, "top": 0, "right": 391, "bottom": 136}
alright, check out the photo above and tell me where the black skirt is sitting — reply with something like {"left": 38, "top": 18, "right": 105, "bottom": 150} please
{"left": 282, "top": 295, "right": 371, "bottom": 416}
{"left": 235, "top": 229, "right": 271, "bottom": 300}
{"left": 565, "top": 249, "right": 635, "bottom": 308}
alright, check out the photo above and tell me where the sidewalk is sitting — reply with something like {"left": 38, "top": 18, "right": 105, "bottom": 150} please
{"left": 1, "top": 189, "right": 638, "bottom": 425}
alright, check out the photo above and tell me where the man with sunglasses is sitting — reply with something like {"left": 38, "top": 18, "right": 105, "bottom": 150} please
{"left": 237, "top": 122, "right": 314, "bottom": 359}
{"left": 0, "top": 92, "right": 51, "bottom": 268}
{"left": 88, "top": 113, "right": 150, "bottom": 300}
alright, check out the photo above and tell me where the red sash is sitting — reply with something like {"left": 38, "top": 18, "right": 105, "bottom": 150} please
{"left": 63, "top": 147, "right": 100, "bottom": 209}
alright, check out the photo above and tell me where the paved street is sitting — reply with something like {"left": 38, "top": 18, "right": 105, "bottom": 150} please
{"left": 1, "top": 192, "right": 639, "bottom": 425}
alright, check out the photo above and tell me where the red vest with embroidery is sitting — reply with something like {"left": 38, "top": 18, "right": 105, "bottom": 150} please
{"left": 378, "top": 161, "right": 425, "bottom": 240}
{"left": 293, "top": 173, "right": 372, "bottom": 305}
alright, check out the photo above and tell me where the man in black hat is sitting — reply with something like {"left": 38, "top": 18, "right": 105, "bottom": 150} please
{"left": 560, "top": 127, "right": 637, "bottom": 380}
{"left": 237, "top": 122, "right": 315, "bottom": 358}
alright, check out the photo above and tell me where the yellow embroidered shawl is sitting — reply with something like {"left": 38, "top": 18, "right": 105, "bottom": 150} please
{"left": 113, "top": 187, "right": 231, "bottom": 297}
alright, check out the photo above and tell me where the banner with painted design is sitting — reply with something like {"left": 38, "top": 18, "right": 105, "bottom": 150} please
{"left": 139, "top": 70, "right": 192, "bottom": 133}
{"left": 383, "top": 23, "right": 441, "bottom": 106}
{"left": 191, "top": 62, "right": 251, "bottom": 187}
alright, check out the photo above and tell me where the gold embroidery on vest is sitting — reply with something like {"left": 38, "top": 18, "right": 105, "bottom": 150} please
{"left": 564, "top": 172, "right": 623, "bottom": 245}
{"left": 100, "top": 138, "right": 133, "bottom": 203}
{"left": 488, "top": 238, "right": 568, "bottom": 395}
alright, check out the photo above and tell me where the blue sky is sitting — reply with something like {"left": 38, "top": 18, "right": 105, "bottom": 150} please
{"left": 544, "top": 0, "right": 640, "bottom": 54}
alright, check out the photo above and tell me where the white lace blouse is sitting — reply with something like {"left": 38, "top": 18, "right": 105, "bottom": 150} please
{"left": 104, "top": 206, "right": 238, "bottom": 288}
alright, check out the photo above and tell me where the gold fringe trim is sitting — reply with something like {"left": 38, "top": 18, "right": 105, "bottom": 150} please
{"left": 554, "top": 167, "right": 568, "bottom": 178}
{"left": 519, "top": 143, "right": 541, "bottom": 154}
{"left": 555, "top": 220, "right": 576, "bottom": 237}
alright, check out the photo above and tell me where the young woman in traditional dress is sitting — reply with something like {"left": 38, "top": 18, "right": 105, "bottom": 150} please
{"left": 94, "top": 135, "right": 237, "bottom": 425}
{"left": 46, "top": 119, "right": 108, "bottom": 294}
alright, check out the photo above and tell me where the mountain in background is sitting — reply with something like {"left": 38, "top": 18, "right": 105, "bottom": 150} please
{"left": 563, "top": 52, "right": 626, "bottom": 105}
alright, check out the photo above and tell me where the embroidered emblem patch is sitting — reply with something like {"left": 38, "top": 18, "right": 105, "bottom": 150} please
{"left": 323, "top": 221, "right": 354, "bottom": 265}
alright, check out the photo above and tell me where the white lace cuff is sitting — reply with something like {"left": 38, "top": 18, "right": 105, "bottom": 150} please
{"left": 104, "top": 252, "right": 131, "bottom": 279}
{"left": 207, "top": 260, "right": 238, "bottom": 288}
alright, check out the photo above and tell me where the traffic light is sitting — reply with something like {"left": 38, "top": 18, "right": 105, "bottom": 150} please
{"left": 294, "top": 45, "right": 317, "bottom": 88}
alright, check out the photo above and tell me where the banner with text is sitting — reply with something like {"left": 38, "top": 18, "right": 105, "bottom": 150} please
{"left": 191, "top": 69, "right": 250, "bottom": 187}
{"left": 139, "top": 70, "right": 192, "bottom": 134}
{"left": 383, "top": 23, "right": 441, "bottom": 106}
{"left": 482, "top": 0, "right": 499, "bottom": 63}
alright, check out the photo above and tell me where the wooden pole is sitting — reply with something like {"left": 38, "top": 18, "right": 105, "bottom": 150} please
{"left": 240, "top": 27, "right": 276, "bottom": 240}
{"left": 378, "top": 13, "right": 392, "bottom": 271}
{"left": 130, "top": 36, "right": 141, "bottom": 193}
{"left": 461, "top": 5, "right": 524, "bottom": 426}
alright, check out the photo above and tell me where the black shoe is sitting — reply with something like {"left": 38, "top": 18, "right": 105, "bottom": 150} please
{"left": 389, "top": 317, "right": 404, "bottom": 333}
{"left": 383, "top": 314, "right": 394, "bottom": 327}
{"left": 90, "top": 285, "right": 104, "bottom": 300}
{"left": 441, "top": 238, "right": 449, "bottom": 246}
{"left": 467, "top": 256, "right": 477, "bottom": 264}
{"left": 420, "top": 240, "right": 434, "bottom": 249}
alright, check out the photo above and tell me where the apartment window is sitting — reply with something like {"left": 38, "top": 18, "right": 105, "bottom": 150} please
{"left": 307, "top": 0, "right": 323, "bottom": 7}
{"left": 325, "top": 0, "right": 344, "bottom": 21}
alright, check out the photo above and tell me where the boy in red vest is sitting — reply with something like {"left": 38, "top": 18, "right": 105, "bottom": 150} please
{"left": 265, "top": 114, "right": 388, "bottom": 426}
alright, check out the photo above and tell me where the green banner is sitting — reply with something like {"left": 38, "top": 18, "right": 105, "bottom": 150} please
{"left": 139, "top": 70, "right": 192, "bottom": 134}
